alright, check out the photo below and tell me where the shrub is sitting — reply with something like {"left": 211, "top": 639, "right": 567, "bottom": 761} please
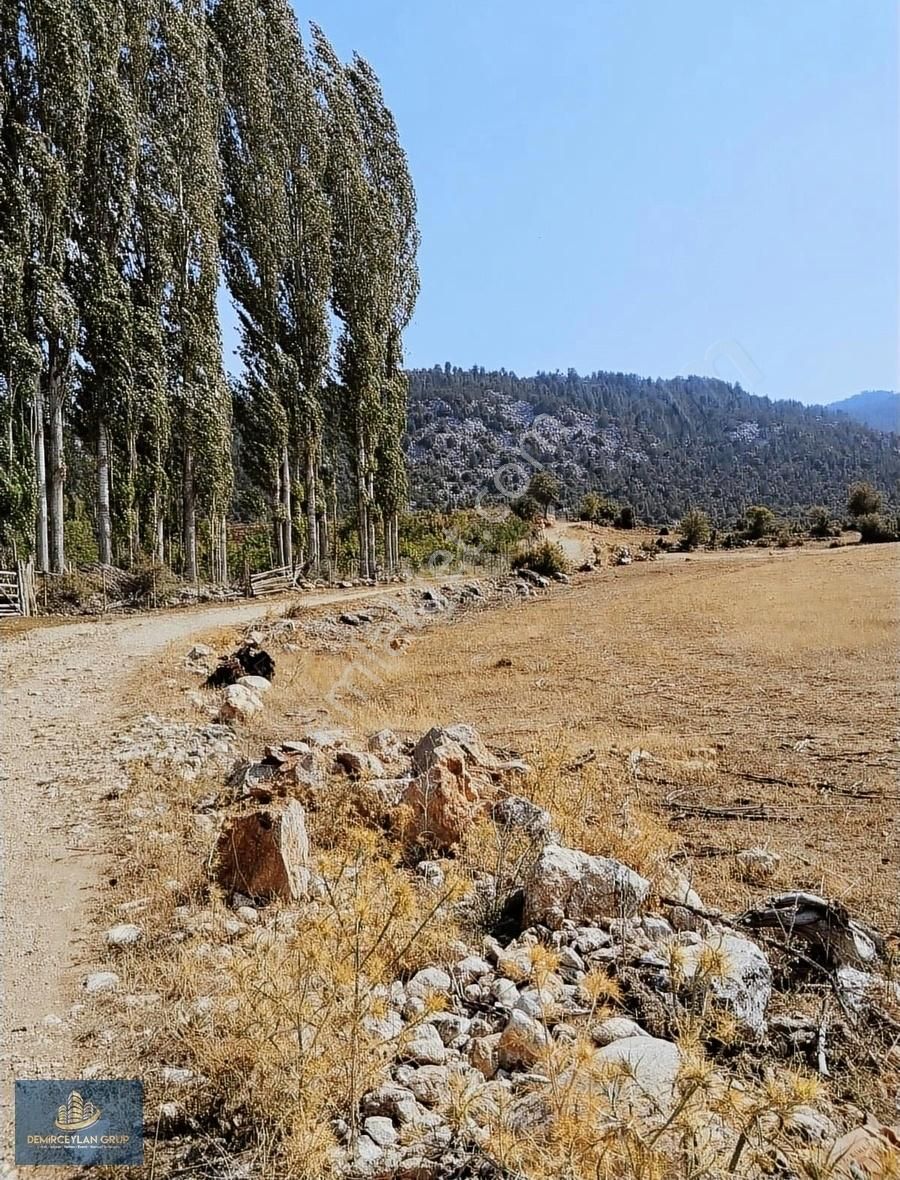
{"left": 856, "top": 513, "right": 899, "bottom": 544}
{"left": 847, "top": 481, "right": 883, "bottom": 518}
{"left": 615, "top": 504, "right": 635, "bottom": 529}
{"left": 510, "top": 493, "right": 542, "bottom": 522}
{"left": 677, "top": 508, "right": 711, "bottom": 550}
{"left": 744, "top": 505, "right": 776, "bottom": 540}
{"left": 807, "top": 506, "right": 834, "bottom": 538}
{"left": 527, "top": 471, "right": 561, "bottom": 516}
{"left": 511, "top": 540, "right": 570, "bottom": 577}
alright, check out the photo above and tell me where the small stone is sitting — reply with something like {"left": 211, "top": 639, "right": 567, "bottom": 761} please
{"left": 187, "top": 643, "right": 214, "bottom": 661}
{"left": 364, "top": 1116, "right": 398, "bottom": 1148}
{"left": 105, "top": 923, "right": 143, "bottom": 947}
{"left": 788, "top": 1106, "right": 838, "bottom": 1142}
{"left": 735, "top": 847, "right": 781, "bottom": 885}
{"left": 490, "top": 977, "right": 519, "bottom": 1008}
{"left": 160, "top": 1067, "right": 195, "bottom": 1086}
{"left": 401, "top": 1023, "right": 447, "bottom": 1065}
{"left": 591, "top": 1017, "right": 650, "bottom": 1046}
{"left": 367, "top": 729, "right": 404, "bottom": 761}
{"left": 237, "top": 675, "right": 272, "bottom": 694}
{"left": 214, "top": 799, "right": 310, "bottom": 902}
{"left": 498, "top": 1009, "right": 550, "bottom": 1069}
{"left": 84, "top": 971, "right": 120, "bottom": 994}
{"left": 454, "top": 955, "right": 492, "bottom": 983}
{"left": 403, "top": 1065, "right": 451, "bottom": 1106}
{"left": 334, "top": 750, "right": 386, "bottom": 778}
{"left": 406, "top": 967, "right": 452, "bottom": 999}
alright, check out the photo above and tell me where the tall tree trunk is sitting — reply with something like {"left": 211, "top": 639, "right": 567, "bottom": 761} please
{"left": 220, "top": 514, "right": 228, "bottom": 584}
{"left": 33, "top": 380, "right": 49, "bottom": 571}
{"left": 318, "top": 508, "right": 328, "bottom": 577}
{"left": 305, "top": 444, "right": 318, "bottom": 570}
{"left": 47, "top": 355, "right": 66, "bottom": 574}
{"left": 383, "top": 517, "right": 392, "bottom": 575}
{"left": 97, "top": 420, "right": 112, "bottom": 565}
{"left": 356, "top": 436, "right": 368, "bottom": 579}
{"left": 366, "top": 470, "right": 377, "bottom": 579}
{"left": 183, "top": 444, "right": 197, "bottom": 581}
{"left": 392, "top": 513, "right": 400, "bottom": 574}
{"left": 280, "top": 445, "right": 293, "bottom": 569}
{"left": 154, "top": 513, "right": 164, "bottom": 565}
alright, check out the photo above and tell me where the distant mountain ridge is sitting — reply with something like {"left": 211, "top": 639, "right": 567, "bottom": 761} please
{"left": 406, "top": 365, "right": 900, "bottom": 522}
{"left": 823, "top": 390, "right": 899, "bottom": 434}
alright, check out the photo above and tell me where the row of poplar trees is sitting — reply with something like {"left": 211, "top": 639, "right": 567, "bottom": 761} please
{"left": 0, "top": 0, "right": 418, "bottom": 580}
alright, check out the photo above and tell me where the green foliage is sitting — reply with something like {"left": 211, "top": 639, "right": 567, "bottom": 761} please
{"left": 615, "top": 504, "right": 635, "bottom": 529}
{"left": 511, "top": 494, "right": 542, "bottom": 522}
{"left": 510, "top": 540, "right": 570, "bottom": 577}
{"left": 64, "top": 502, "right": 99, "bottom": 565}
{"left": 526, "top": 470, "right": 560, "bottom": 513}
{"left": 856, "top": 513, "right": 899, "bottom": 544}
{"left": 807, "top": 505, "right": 834, "bottom": 538}
{"left": 0, "top": 2, "right": 417, "bottom": 588}
{"left": 578, "top": 491, "right": 616, "bottom": 524}
{"left": 847, "top": 481, "right": 883, "bottom": 518}
{"left": 678, "top": 508, "right": 711, "bottom": 550}
{"left": 744, "top": 505, "right": 776, "bottom": 540}
{"left": 405, "top": 367, "right": 900, "bottom": 521}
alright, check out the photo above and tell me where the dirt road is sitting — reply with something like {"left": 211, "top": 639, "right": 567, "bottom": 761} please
{"left": 0, "top": 586, "right": 398, "bottom": 1152}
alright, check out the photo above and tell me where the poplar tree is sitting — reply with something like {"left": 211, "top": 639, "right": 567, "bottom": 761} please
{"left": 157, "top": 0, "right": 231, "bottom": 580}
{"left": 216, "top": 0, "right": 330, "bottom": 572}
{"left": 75, "top": 0, "right": 138, "bottom": 564}
{"left": 345, "top": 54, "right": 419, "bottom": 573}
{"left": 16, "top": 0, "right": 90, "bottom": 571}
{"left": 314, "top": 26, "right": 385, "bottom": 579}
{"left": 0, "top": 0, "right": 41, "bottom": 553}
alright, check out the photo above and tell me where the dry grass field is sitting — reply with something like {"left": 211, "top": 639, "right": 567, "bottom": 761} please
{"left": 277, "top": 542, "right": 899, "bottom": 928}
{"left": 74, "top": 540, "right": 899, "bottom": 1179}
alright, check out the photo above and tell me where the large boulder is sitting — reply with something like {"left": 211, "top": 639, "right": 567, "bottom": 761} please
{"left": 218, "top": 683, "right": 264, "bottom": 724}
{"left": 669, "top": 932, "right": 772, "bottom": 1038}
{"left": 411, "top": 724, "right": 527, "bottom": 776}
{"left": 523, "top": 844, "right": 651, "bottom": 928}
{"left": 214, "top": 800, "right": 310, "bottom": 902}
{"left": 401, "top": 740, "right": 484, "bottom": 852}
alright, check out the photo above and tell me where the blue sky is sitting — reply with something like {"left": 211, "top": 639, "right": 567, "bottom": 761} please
{"left": 223, "top": 0, "right": 897, "bottom": 405}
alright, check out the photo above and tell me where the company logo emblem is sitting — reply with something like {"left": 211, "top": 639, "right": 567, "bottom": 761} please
{"left": 55, "top": 1090, "right": 101, "bottom": 1132}
{"left": 15, "top": 1079, "right": 143, "bottom": 1166}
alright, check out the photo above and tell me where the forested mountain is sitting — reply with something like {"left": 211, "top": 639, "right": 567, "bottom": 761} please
{"left": 406, "top": 366, "right": 900, "bottom": 522}
{"left": 0, "top": 0, "right": 416, "bottom": 579}
{"left": 824, "top": 390, "right": 899, "bottom": 434}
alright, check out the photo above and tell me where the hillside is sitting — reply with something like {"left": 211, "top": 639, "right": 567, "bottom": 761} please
{"left": 406, "top": 366, "right": 900, "bottom": 521}
{"left": 825, "top": 390, "right": 900, "bottom": 434}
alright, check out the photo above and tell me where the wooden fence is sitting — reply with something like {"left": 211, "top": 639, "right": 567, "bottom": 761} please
{"left": 0, "top": 560, "right": 36, "bottom": 618}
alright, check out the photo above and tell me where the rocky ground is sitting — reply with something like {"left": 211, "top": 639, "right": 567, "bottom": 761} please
{"left": 3, "top": 557, "right": 898, "bottom": 1178}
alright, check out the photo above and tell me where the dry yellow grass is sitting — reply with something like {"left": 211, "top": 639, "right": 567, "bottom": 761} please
{"left": 320, "top": 543, "right": 900, "bottom": 926}
{"left": 96, "top": 541, "right": 899, "bottom": 1177}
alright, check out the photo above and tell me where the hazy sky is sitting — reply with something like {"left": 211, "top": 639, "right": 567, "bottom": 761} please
{"left": 223, "top": 0, "right": 898, "bottom": 404}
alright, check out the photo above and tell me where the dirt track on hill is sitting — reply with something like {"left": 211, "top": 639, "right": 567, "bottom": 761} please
{"left": 0, "top": 585, "right": 402, "bottom": 1155}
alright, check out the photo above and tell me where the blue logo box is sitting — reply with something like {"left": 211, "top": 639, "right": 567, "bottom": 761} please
{"left": 15, "top": 1079, "right": 143, "bottom": 1167}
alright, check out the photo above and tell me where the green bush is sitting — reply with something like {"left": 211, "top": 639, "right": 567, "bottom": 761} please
{"left": 677, "top": 508, "right": 710, "bottom": 550}
{"left": 510, "top": 540, "right": 570, "bottom": 577}
{"left": 856, "top": 513, "right": 899, "bottom": 544}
